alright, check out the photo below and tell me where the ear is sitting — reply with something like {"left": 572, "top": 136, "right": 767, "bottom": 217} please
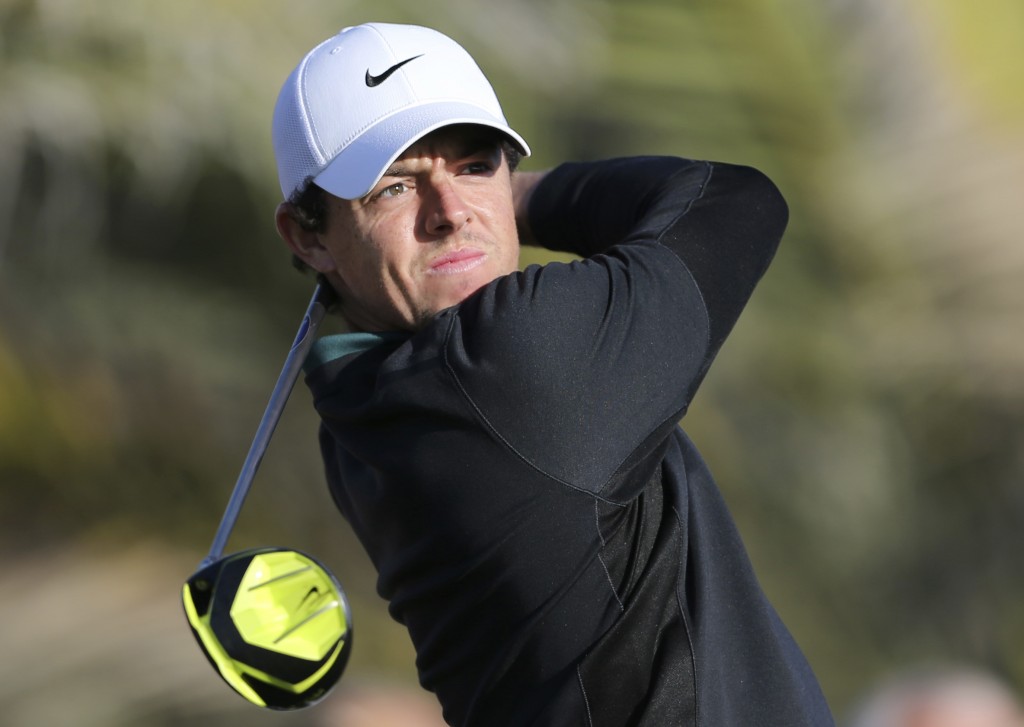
{"left": 274, "top": 202, "right": 339, "bottom": 273}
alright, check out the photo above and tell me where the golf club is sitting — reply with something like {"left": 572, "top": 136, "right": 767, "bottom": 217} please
{"left": 181, "top": 282, "right": 353, "bottom": 710}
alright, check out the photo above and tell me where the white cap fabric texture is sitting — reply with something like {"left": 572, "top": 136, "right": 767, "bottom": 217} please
{"left": 272, "top": 23, "right": 531, "bottom": 201}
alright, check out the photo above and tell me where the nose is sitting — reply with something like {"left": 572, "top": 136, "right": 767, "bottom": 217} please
{"left": 423, "top": 177, "right": 471, "bottom": 237}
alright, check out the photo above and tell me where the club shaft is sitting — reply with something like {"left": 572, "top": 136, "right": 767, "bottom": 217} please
{"left": 204, "top": 283, "right": 333, "bottom": 565}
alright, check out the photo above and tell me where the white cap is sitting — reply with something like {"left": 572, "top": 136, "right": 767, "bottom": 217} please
{"left": 272, "top": 23, "right": 531, "bottom": 201}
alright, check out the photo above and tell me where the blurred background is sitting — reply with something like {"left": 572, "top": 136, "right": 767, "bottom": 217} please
{"left": 1, "top": 0, "right": 1022, "bottom": 725}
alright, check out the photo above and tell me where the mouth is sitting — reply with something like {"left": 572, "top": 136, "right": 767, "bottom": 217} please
{"left": 427, "top": 247, "right": 487, "bottom": 275}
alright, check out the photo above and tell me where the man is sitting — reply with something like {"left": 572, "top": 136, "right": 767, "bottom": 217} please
{"left": 272, "top": 22, "right": 833, "bottom": 726}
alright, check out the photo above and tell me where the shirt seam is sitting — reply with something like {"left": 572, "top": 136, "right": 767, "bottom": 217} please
{"left": 440, "top": 313, "right": 628, "bottom": 508}
{"left": 594, "top": 499, "right": 626, "bottom": 613}
{"left": 594, "top": 162, "right": 715, "bottom": 499}
{"left": 671, "top": 489, "right": 701, "bottom": 727}
{"left": 577, "top": 665, "right": 595, "bottom": 727}
{"left": 654, "top": 161, "right": 714, "bottom": 358}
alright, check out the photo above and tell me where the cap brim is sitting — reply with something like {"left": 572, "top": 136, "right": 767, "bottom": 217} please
{"left": 313, "top": 102, "right": 531, "bottom": 200}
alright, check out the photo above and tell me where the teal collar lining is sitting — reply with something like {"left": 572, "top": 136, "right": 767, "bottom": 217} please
{"left": 303, "top": 331, "right": 409, "bottom": 373}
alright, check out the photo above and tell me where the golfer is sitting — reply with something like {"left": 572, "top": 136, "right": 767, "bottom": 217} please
{"left": 272, "top": 22, "right": 834, "bottom": 726}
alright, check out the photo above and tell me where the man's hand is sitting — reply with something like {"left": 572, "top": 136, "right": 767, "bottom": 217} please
{"left": 511, "top": 170, "right": 548, "bottom": 246}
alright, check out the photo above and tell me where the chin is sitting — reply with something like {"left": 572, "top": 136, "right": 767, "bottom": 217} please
{"left": 437, "top": 272, "right": 498, "bottom": 309}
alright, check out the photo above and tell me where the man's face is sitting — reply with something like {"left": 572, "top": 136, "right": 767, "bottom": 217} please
{"left": 313, "top": 127, "right": 520, "bottom": 332}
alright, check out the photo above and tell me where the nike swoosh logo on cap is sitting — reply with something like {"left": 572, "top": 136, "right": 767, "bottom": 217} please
{"left": 365, "top": 55, "right": 423, "bottom": 87}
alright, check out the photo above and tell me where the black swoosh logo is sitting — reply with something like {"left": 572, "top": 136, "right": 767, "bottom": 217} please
{"left": 299, "top": 586, "right": 322, "bottom": 609}
{"left": 365, "top": 55, "right": 423, "bottom": 87}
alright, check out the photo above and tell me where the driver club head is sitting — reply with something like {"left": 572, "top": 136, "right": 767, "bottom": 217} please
{"left": 182, "top": 547, "right": 352, "bottom": 710}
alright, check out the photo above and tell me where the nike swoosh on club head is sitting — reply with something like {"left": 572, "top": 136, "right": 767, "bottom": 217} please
{"left": 299, "top": 586, "right": 322, "bottom": 609}
{"left": 365, "top": 54, "right": 423, "bottom": 87}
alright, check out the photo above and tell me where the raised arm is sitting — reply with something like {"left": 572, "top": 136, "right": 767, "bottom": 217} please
{"left": 447, "top": 157, "right": 789, "bottom": 498}
{"left": 524, "top": 157, "right": 788, "bottom": 354}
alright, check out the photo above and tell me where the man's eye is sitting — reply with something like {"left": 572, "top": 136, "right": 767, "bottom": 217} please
{"left": 377, "top": 182, "right": 408, "bottom": 199}
{"left": 464, "top": 161, "right": 493, "bottom": 175}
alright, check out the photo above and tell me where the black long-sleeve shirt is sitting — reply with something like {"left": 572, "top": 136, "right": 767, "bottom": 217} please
{"left": 303, "top": 157, "right": 834, "bottom": 726}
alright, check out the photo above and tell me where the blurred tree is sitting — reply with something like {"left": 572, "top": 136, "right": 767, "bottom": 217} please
{"left": 1, "top": 0, "right": 1022, "bottom": 723}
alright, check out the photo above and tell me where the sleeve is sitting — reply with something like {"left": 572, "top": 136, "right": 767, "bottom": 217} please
{"left": 443, "top": 157, "right": 788, "bottom": 502}
{"left": 527, "top": 157, "right": 789, "bottom": 355}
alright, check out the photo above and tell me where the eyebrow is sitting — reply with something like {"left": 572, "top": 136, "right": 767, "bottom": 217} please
{"left": 382, "top": 138, "right": 501, "bottom": 178}
{"left": 381, "top": 163, "right": 414, "bottom": 178}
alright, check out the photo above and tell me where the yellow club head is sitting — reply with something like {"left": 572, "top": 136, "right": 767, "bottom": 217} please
{"left": 182, "top": 547, "right": 352, "bottom": 710}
